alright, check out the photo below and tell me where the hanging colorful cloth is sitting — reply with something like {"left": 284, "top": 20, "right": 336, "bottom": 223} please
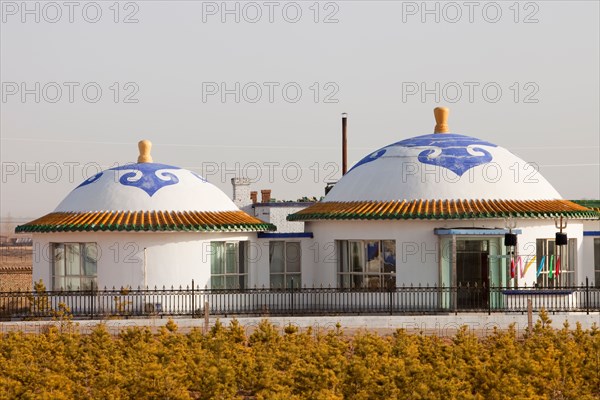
{"left": 548, "top": 255, "right": 554, "bottom": 279}
{"left": 555, "top": 256, "right": 560, "bottom": 277}
{"left": 536, "top": 256, "right": 546, "bottom": 278}
{"left": 515, "top": 256, "right": 524, "bottom": 278}
{"left": 522, "top": 256, "right": 535, "bottom": 278}
{"left": 510, "top": 257, "right": 516, "bottom": 279}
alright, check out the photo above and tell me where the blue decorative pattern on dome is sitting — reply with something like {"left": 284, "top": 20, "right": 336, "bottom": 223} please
{"left": 348, "top": 133, "right": 497, "bottom": 177}
{"left": 397, "top": 134, "right": 497, "bottom": 176}
{"left": 110, "top": 163, "right": 181, "bottom": 196}
{"left": 348, "top": 149, "right": 387, "bottom": 173}
{"left": 76, "top": 172, "right": 103, "bottom": 188}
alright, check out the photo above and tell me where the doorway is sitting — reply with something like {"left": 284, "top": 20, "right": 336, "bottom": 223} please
{"left": 456, "top": 239, "right": 489, "bottom": 308}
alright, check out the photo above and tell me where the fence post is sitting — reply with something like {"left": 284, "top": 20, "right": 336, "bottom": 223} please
{"left": 586, "top": 277, "right": 590, "bottom": 315}
{"left": 90, "top": 281, "right": 94, "bottom": 320}
{"left": 204, "top": 301, "right": 209, "bottom": 332}
{"left": 453, "top": 285, "right": 458, "bottom": 315}
{"left": 290, "top": 277, "right": 294, "bottom": 317}
{"left": 527, "top": 299, "right": 533, "bottom": 333}
{"left": 488, "top": 283, "right": 491, "bottom": 316}
{"left": 191, "top": 279, "right": 195, "bottom": 319}
{"left": 389, "top": 285, "right": 393, "bottom": 316}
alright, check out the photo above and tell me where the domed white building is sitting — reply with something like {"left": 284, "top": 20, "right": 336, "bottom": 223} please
{"left": 17, "top": 140, "right": 274, "bottom": 291}
{"left": 290, "top": 108, "right": 599, "bottom": 308}
{"left": 14, "top": 109, "right": 600, "bottom": 314}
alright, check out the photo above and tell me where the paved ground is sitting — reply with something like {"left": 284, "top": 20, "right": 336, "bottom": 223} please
{"left": 1, "top": 312, "right": 598, "bottom": 337}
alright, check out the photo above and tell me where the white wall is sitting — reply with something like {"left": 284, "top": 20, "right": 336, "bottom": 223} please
{"left": 582, "top": 219, "right": 600, "bottom": 285}
{"left": 306, "top": 220, "right": 441, "bottom": 286}
{"left": 305, "top": 218, "right": 588, "bottom": 287}
{"left": 515, "top": 220, "right": 585, "bottom": 286}
{"left": 32, "top": 231, "right": 256, "bottom": 290}
{"left": 251, "top": 237, "right": 314, "bottom": 288}
{"left": 253, "top": 206, "right": 307, "bottom": 233}
{"left": 29, "top": 217, "right": 595, "bottom": 291}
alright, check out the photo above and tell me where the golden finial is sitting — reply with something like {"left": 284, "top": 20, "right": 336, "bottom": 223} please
{"left": 137, "top": 140, "right": 153, "bottom": 163}
{"left": 434, "top": 107, "right": 450, "bottom": 134}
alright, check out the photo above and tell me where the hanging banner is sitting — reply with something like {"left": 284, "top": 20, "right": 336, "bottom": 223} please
{"left": 510, "top": 258, "right": 515, "bottom": 279}
{"left": 521, "top": 256, "right": 535, "bottom": 278}
{"left": 548, "top": 255, "right": 554, "bottom": 279}
{"left": 509, "top": 256, "right": 524, "bottom": 279}
{"left": 556, "top": 256, "right": 561, "bottom": 276}
{"left": 536, "top": 256, "right": 546, "bottom": 278}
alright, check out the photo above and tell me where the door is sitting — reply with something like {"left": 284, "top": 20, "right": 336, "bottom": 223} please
{"left": 456, "top": 239, "right": 489, "bottom": 308}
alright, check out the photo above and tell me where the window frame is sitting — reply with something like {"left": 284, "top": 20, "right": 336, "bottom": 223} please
{"left": 337, "top": 240, "right": 396, "bottom": 289}
{"left": 594, "top": 238, "right": 600, "bottom": 288}
{"left": 535, "top": 237, "right": 576, "bottom": 287}
{"left": 210, "top": 241, "right": 248, "bottom": 290}
{"left": 51, "top": 242, "right": 98, "bottom": 291}
{"left": 269, "top": 241, "right": 301, "bottom": 289}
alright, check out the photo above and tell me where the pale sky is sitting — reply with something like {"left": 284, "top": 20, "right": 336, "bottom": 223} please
{"left": 1, "top": 0, "right": 599, "bottom": 221}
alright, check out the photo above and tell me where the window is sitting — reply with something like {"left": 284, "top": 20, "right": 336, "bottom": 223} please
{"left": 338, "top": 240, "right": 396, "bottom": 289}
{"left": 210, "top": 241, "right": 247, "bottom": 289}
{"left": 536, "top": 238, "right": 576, "bottom": 287}
{"left": 269, "top": 241, "right": 301, "bottom": 288}
{"left": 594, "top": 238, "right": 600, "bottom": 288}
{"left": 52, "top": 243, "right": 98, "bottom": 290}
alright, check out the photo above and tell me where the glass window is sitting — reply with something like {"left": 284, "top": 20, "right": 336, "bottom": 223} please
{"left": 210, "top": 241, "right": 247, "bottom": 289}
{"left": 594, "top": 238, "right": 600, "bottom": 287}
{"left": 51, "top": 243, "right": 97, "bottom": 290}
{"left": 225, "top": 243, "right": 237, "bottom": 273}
{"left": 210, "top": 242, "right": 224, "bottom": 275}
{"left": 269, "top": 241, "right": 301, "bottom": 288}
{"left": 338, "top": 240, "right": 396, "bottom": 289}
{"left": 536, "top": 238, "right": 576, "bottom": 287}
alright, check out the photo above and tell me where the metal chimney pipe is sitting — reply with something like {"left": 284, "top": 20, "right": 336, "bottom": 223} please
{"left": 342, "top": 112, "right": 348, "bottom": 175}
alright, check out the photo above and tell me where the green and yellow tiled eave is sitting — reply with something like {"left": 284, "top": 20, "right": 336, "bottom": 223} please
{"left": 571, "top": 199, "right": 600, "bottom": 213}
{"left": 287, "top": 199, "right": 600, "bottom": 221}
{"left": 15, "top": 210, "right": 276, "bottom": 233}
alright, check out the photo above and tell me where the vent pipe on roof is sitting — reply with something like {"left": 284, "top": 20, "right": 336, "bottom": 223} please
{"left": 433, "top": 107, "right": 450, "bottom": 134}
{"left": 138, "top": 140, "right": 153, "bottom": 163}
{"left": 342, "top": 113, "right": 348, "bottom": 175}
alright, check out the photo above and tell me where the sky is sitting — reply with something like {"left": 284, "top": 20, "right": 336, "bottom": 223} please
{"left": 1, "top": 0, "right": 599, "bottom": 222}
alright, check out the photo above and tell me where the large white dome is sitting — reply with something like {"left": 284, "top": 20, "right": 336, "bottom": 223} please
{"left": 324, "top": 132, "right": 562, "bottom": 202}
{"left": 289, "top": 108, "right": 596, "bottom": 222}
{"left": 55, "top": 162, "right": 238, "bottom": 213}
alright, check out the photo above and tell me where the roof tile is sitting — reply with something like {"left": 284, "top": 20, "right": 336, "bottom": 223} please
{"left": 16, "top": 211, "right": 276, "bottom": 233}
{"left": 288, "top": 199, "right": 600, "bottom": 221}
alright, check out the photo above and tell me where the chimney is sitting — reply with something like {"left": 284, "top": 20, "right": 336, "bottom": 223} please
{"left": 261, "top": 189, "right": 271, "bottom": 203}
{"left": 342, "top": 113, "right": 348, "bottom": 175}
{"left": 250, "top": 191, "right": 257, "bottom": 204}
{"left": 231, "top": 178, "right": 251, "bottom": 208}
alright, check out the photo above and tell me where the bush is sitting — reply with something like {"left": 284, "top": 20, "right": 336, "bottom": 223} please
{"left": 0, "top": 317, "right": 598, "bottom": 399}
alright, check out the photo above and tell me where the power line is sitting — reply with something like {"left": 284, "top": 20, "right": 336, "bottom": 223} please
{"left": 2, "top": 137, "right": 599, "bottom": 151}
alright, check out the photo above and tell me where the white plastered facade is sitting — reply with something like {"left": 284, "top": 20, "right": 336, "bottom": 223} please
{"left": 302, "top": 219, "right": 587, "bottom": 288}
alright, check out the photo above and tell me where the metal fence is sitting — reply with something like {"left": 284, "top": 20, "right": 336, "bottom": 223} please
{"left": 1, "top": 282, "right": 599, "bottom": 320}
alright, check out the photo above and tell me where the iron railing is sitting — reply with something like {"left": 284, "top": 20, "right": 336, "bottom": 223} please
{"left": 1, "top": 281, "right": 598, "bottom": 320}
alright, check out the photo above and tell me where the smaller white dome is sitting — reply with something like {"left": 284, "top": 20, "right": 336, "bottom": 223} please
{"left": 55, "top": 162, "right": 238, "bottom": 212}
